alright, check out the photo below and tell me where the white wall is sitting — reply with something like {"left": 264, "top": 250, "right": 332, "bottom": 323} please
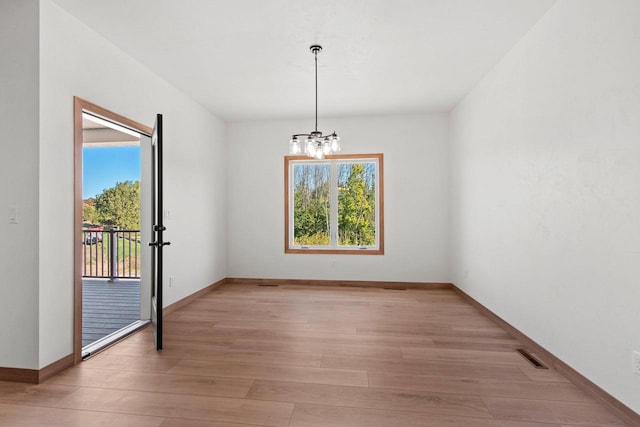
{"left": 0, "top": 0, "right": 40, "bottom": 370}
{"left": 37, "top": 0, "right": 226, "bottom": 368}
{"left": 227, "top": 114, "right": 449, "bottom": 282}
{"left": 450, "top": 0, "right": 640, "bottom": 413}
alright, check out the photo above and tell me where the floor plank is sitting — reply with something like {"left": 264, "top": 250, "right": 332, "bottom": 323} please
{"left": 0, "top": 403, "right": 164, "bottom": 427}
{"left": 368, "top": 372, "right": 593, "bottom": 402}
{"left": 168, "top": 359, "right": 369, "bottom": 387}
{"left": 0, "top": 381, "right": 78, "bottom": 406}
{"left": 146, "top": 347, "right": 324, "bottom": 368}
{"left": 53, "top": 387, "right": 293, "bottom": 427}
{"left": 246, "top": 380, "right": 492, "bottom": 418}
{"left": 288, "top": 403, "right": 562, "bottom": 427}
{"left": 229, "top": 337, "right": 403, "bottom": 358}
{"left": 214, "top": 319, "right": 357, "bottom": 334}
{"left": 400, "top": 346, "right": 526, "bottom": 365}
{"left": 47, "top": 367, "right": 253, "bottom": 398}
{"left": 79, "top": 353, "right": 181, "bottom": 373}
{"left": 159, "top": 419, "right": 269, "bottom": 427}
{"left": 321, "top": 354, "right": 532, "bottom": 381}
{"left": 483, "top": 397, "right": 628, "bottom": 426}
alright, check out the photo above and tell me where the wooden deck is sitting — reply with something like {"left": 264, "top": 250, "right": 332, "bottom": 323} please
{"left": 82, "top": 279, "right": 140, "bottom": 347}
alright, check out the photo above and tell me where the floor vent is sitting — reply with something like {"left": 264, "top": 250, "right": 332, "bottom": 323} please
{"left": 517, "top": 349, "right": 548, "bottom": 369}
{"left": 259, "top": 284, "right": 279, "bottom": 287}
{"left": 384, "top": 287, "right": 406, "bottom": 290}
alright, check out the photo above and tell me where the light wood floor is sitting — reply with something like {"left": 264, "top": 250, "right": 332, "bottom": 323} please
{"left": 0, "top": 283, "right": 630, "bottom": 426}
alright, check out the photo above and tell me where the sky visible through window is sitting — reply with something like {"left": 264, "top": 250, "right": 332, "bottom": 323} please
{"left": 83, "top": 146, "right": 141, "bottom": 199}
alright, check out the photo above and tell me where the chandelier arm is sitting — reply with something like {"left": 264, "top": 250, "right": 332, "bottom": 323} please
{"left": 292, "top": 132, "right": 333, "bottom": 138}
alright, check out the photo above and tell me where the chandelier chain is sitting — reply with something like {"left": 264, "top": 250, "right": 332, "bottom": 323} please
{"left": 315, "top": 49, "right": 318, "bottom": 133}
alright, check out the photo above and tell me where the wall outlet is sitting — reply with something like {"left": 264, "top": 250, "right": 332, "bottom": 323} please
{"left": 633, "top": 351, "right": 640, "bottom": 376}
{"left": 169, "top": 275, "right": 174, "bottom": 288}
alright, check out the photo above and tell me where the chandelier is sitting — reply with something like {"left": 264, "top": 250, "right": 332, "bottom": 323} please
{"left": 289, "top": 45, "right": 341, "bottom": 159}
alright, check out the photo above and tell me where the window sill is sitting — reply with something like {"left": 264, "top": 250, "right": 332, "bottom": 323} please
{"left": 285, "top": 247, "right": 384, "bottom": 255}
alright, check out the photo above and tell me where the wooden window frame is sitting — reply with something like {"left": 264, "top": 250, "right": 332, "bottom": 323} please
{"left": 284, "top": 153, "right": 384, "bottom": 255}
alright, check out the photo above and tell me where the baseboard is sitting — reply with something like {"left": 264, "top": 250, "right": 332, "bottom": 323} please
{"left": 38, "top": 353, "right": 74, "bottom": 383}
{"left": 452, "top": 285, "right": 640, "bottom": 427}
{"left": 0, "top": 353, "right": 73, "bottom": 384}
{"left": 164, "top": 278, "right": 226, "bottom": 316}
{"left": 225, "top": 277, "right": 452, "bottom": 290}
{"left": 0, "top": 367, "right": 38, "bottom": 384}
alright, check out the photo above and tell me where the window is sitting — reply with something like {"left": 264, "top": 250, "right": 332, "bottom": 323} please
{"left": 285, "top": 153, "right": 384, "bottom": 254}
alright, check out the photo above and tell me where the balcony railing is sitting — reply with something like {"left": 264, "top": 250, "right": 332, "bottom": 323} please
{"left": 82, "top": 229, "right": 141, "bottom": 279}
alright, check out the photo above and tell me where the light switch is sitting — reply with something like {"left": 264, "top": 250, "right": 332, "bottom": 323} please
{"left": 9, "top": 205, "right": 18, "bottom": 224}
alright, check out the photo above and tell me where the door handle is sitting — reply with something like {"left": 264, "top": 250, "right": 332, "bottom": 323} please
{"left": 149, "top": 241, "right": 171, "bottom": 247}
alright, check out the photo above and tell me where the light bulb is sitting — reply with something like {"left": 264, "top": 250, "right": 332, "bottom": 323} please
{"left": 289, "top": 138, "right": 301, "bottom": 155}
{"left": 322, "top": 140, "right": 331, "bottom": 155}
{"left": 307, "top": 143, "right": 316, "bottom": 157}
{"left": 330, "top": 137, "right": 340, "bottom": 152}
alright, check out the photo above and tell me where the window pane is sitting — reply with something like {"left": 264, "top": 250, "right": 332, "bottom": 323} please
{"left": 293, "top": 162, "right": 330, "bottom": 246}
{"left": 337, "top": 162, "right": 376, "bottom": 246}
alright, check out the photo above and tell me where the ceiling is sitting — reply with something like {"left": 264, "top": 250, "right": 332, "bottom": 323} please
{"left": 51, "top": 0, "right": 556, "bottom": 122}
{"left": 83, "top": 114, "right": 140, "bottom": 147}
